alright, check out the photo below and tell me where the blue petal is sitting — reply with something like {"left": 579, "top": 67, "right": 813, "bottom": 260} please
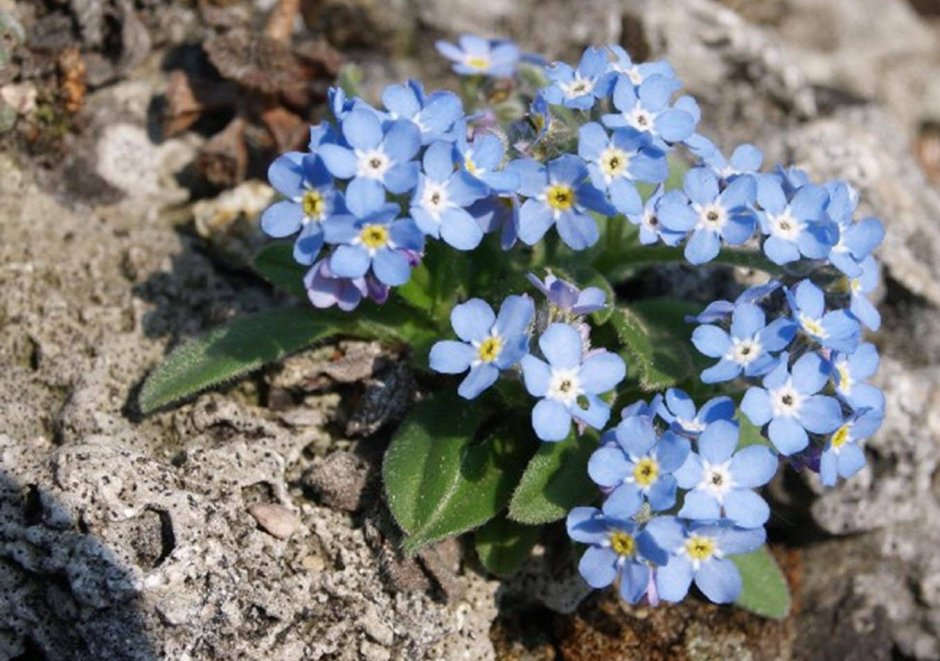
{"left": 422, "top": 141, "right": 456, "bottom": 180}
{"left": 646, "top": 475, "right": 678, "bottom": 511}
{"left": 657, "top": 431, "right": 691, "bottom": 472}
{"left": 615, "top": 416, "right": 658, "bottom": 456}
{"left": 678, "top": 490, "right": 721, "bottom": 521}
{"left": 440, "top": 208, "right": 484, "bottom": 250}
{"left": 698, "top": 420, "right": 739, "bottom": 463}
{"left": 610, "top": 179, "right": 643, "bottom": 215}
{"left": 267, "top": 153, "right": 306, "bottom": 198}
{"left": 578, "top": 122, "right": 609, "bottom": 161}
{"left": 791, "top": 352, "right": 829, "bottom": 394}
{"left": 741, "top": 387, "right": 773, "bottom": 426}
{"left": 261, "top": 200, "right": 304, "bottom": 238}
{"left": 723, "top": 490, "right": 770, "bottom": 529}
{"left": 588, "top": 446, "right": 630, "bottom": 487}
{"left": 683, "top": 168, "right": 719, "bottom": 205}
{"left": 532, "top": 398, "right": 572, "bottom": 441}
{"left": 619, "top": 562, "right": 651, "bottom": 604}
{"left": 729, "top": 446, "right": 777, "bottom": 488}
{"left": 673, "top": 452, "right": 703, "bottom": 489}
{"left": 494, "top": 294, "right": 535, "bottom": 338}
{"left": 799, "top": 395, "right": 843, "bottom": 434}
{"left": 691, "top": 325, "right": 732, "bottom": 358}
{"left": 548, "top": 154, "right": 588, "bottom": 186}
{"left": 767, "top": 416, "right": 809, "bottom": 455}
{"left": 372, "top": 248, "right": 411, "bottom": 286}
{"left": 684, "top": 228, "right": 720, "bottom": 264}
{"left": 451, "top": 298, "right": 495, "bottom": 342}
{"left": 578, "top": 546, "right": 619, "bottom": 588}
{"left": 382, "top": 119, "right": 421, "bottom": 163}
{"left": 731, "top": 303, "right": 765, "bottom": 339}
{"left": 694, "top": 559, "right": 741, "bottom": 603}
{"left": 429, "top": 340, "right": 474, "bottom": 374}
{"left": 342, "top": 109, "right": 383, "bottom": 151}
{"left": 293, "top": 221, "right": 325, "bottom": 265}
{"left": 566, "top": 506, "right": 609, "bottom": 544}
{"left": 521, "top": 355, "right": 551, "bottom": 397}
{"left": 517, "top": 200, "right": 555, "bottom": 245}
{"left": 654, "top": 109, "right": 695, "bottom": 142}
{"left": 539, "top": 323, "right": 583, "bottom": 369}
{"left": 384, "top": 162, "right": 420, "bottom": 194}
{"left": 602, "top": 484, "right": 643, "bottom": 519}
{"left": 382, "top": 83, "right": 420, "bottom": 119}
{"left": 345, "top": 177, "right": 387, "bottom": 218}
{"left": 701, "top": 359, "right": 742, "bottom": 383}
{"left": 458, "top": 364, "right": 499, "bottom": 399}
{"left": 656, "top": 556, "right": 694, "bottom": 602}
{"left": 790, "top": 184, "right": 828, "bottom": 222}
{"left": 763, "top": 235, "right": 801, "bottom": 265}
{"left": 318, "top": 144, "right": 358, "bottom": 179}
{"left": 330, "top": 244, "right": 371, "bottom": 278}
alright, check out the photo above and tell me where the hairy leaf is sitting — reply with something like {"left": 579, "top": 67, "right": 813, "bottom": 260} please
{"left": 138, "top": 306, "right": 344, "bottom": 414}
{"left": 732, "top": 546, "right": 791, "bottom": 619}
{"left": 253, "top": 242, "right": 307, "bottom": 298}
{"left": 383, "top": 395, "right": 537, "bottom": 553}
{"left": 508, "top": 431, "right": 598, "bottom": 524}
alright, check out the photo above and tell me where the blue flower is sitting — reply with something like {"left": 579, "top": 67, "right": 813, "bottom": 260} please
{"left": 318, "top": 109, "right": 422, "bottom": 200}
{"left": 741, "top": 352, "right": 844, "bottom": 455}
{"left": 830, "top": 342, "right": 885, "bottom": 413}
{"left": 657, "top": 168, "right": 757, "bottom": 264}
{"left": 526, "top": 272, "right": 607, "bottom": 316}
{"left": 846, "top": 256, "right": 881, "bottom": 331}
{"left": 602, "top": 74, "right": 697, "bottom": 144}
{"left": 588, "top": 415, "right": 690, "bottom": 516}
{"left": 626, "top": 185, "right": 685, "bottom": 246}
{"left": 647, "top": 518, "right": 765, "bottom": 604}
{"left": 674, "top": 420, "right": 778, "bottom": 528}
{"left": 685, "top": 280, "right": 782, "bottom": 325}
{"left": 468, "top": 193, "right": 520, "bottom": 250}
{"left": 429, "top": 295, "right": 534, "bottom": 399}
{"left": 785, "top": 280, "right": 861, "bottom": 354}
{"left": 656, "top": 388, "right": 735, "bottom": 436}
{"left": 755, "top": 175, "right": 837, "bottom": 265}
{"left": 529, "top": 93, "right": 551, "bottom": 144}
{"left": 521, "top": 323, "right": 626, "bottom": 441}
{"left": 578, "top": 122, "right": 667, "bottom": 216}
{"left": 514, "top": 155, "right": 615, "bottom": 250}
{"left": 819, "top": 408, "right": 883, "bottom": 486}
{"left": 567, "top": 507, "right": 668, "bottom": 604}
{"left": 410, "top": 141, "right": 489, "bottom": 250}
{"left": 261, "top": 152, "right": 346, "bottom": 265}
{"left": 542, "top": 47, "right": 614, "bottom": 110}
{"left": 435, "top": 34, "right": 520, "bottom": 77}
{"left": 381, "top": 80, "right": 463, "bottom": 145}
{"left": 686, "top": 135, "right": 763, "bottom": 182}
{"left": 618, "top": 395, "right": 665, "bottom": 422}
{"left": 824, "top": 182, "right": 885, "bottom": 277}
{"left": 304, "top": 256, "right": 371, "bottom": 311}
{"left": 691, "top": 302, "right": 796, "bottom": 383}
{"left": 606, "top": 45, "right": 676, "bottom": 86}
{"left": 454, "top": 124, "right": 520, "bottom": 193}
{"left": 322, "top": 186, "right": 423, "bottom": 287}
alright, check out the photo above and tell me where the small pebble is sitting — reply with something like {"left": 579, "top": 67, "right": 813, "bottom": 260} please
{"left": 248, "top": 503, "right": 300, "bottom": 539}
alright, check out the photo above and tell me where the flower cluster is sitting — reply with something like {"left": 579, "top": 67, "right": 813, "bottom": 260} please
{"left": 258, "top": 36, "right": 886, "bottom": 609}
{"left": 430, "top": 277, "right": 626, "bottom": 442}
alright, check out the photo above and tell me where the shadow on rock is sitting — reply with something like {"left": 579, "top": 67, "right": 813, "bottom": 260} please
{"left": 0, "top": 468, "right": 158, "bottom": 661}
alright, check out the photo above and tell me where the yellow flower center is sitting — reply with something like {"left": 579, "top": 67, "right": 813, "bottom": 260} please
{"left": 465, "top": 157, "right": 478, "bottom": 174}
{"left": 302, "top": 190, "right": 326, "bottom": 219}
{"left": 466, "top": 55, "right": 490, "bottom": 70}
{"left": 359, "top": 224, "right": 389, "bottom": 249}
{"left": 836, "top": 361, "right": 852, "bottom": 391}
{"left": 610, "top": 531, "right": 636, "bottom": 557}
{"left": 477, "top": 336, "right": 502, "bottom": 362}
{"left": 633, "top": 457, "right": 660, "bottom": 487}
{"left": 685, "top": 535, "right": 717, "bottom": 561}
{"left": 832, "top": 423, "right": 852, "bottom": 449}
{"left": 851, "top": 278, "right": 862, "bottom": 293}
{"left": 800, "top": 314, "right": 827, "bottom": 338}
{"left": 546, "top": 184, "right": 575, "bottom": 212}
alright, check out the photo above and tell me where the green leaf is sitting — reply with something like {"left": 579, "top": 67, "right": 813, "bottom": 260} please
{"left": 253, "top": 243, "right": 307, "bottom": 298}
{"left": 609, "top": 298, "right": 703, "bottom": 391}
{"left": 138, "top": 306, "right": 345, "bottom": 414}
{"left": 475, "top": 514, "right": 540, "bottom": 576}
{"left": 732, "top": 547, "right": 791, "bottom": 619}
{"left": 383, "top": 395, "right": 537, "bottom": 553}
{"left": 508, "top": 431, "right": 598, "bottom": 524}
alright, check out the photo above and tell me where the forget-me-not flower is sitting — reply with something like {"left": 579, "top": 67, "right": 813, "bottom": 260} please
{"left": 741, "top": 352, "right": 844, "bottom": 455}
{"left": 323, "top": 186, "right": 423, "bottom": 287}
{"left": 656, "top": 388, "right": 735, "bottom": 436}
{"left": 785, "top": 280, "right": 861, "bottom": 354}
{"left": 410, "top": 141, "right": 489, "bottom": 249}
{"left": 542, "top": 47, "right": 614, "bottom": 110}
{"left": 846, "top": 255, "right": 881, "bottom": 331}
{"left": 825, "top": 182, "right": 885, "bottom": 277}
{"left": 602, "top": 74, "right": 697, "bottom": 144}
{"left": 521, "top": 323, "right": 626, "bottom": 441}
{"left": 819, "top": 408, "right": 882, "bottom": 486}
{"left": 381, "top": 80, "right": 463, "bottom": 145}
{"left": 674, "top": 420, "right": 778, "bottom": 528}
{"left": 626, "top": 185, "right": 685, "bottom": 246}
{"left": 830, "top": 342, "right": 885, "bottom": 413}
{"left": 755, "top": 175, "right": 837, "bottom": 265}
{"left": 567, "top": 507, "right": 668, "bottom": 604}
{"left": 657, "top": 167, "right": 758, "bottom": 264}
{"left": 454, "top": 124, "right": 520, "bottom": 193}
{"left": 578, "top": 121, "right": 667, "bottom": 216}
{"left": 304, "top": 255, "right": 370, "bottom": 311}
{"left": 430, "top": 295, "right": 534, "bottom": 399}
{"left": 262, "top": 152, "right": 346, "bottom": 265}
{"left": 647, "top": 518, "right": 765, "bottom": 604}
{"left": 435, "top": 35, "right": 520, "bottom": 78}
{"left": 606, "top": 45, "right": 675, "bottom": 86}
{"left": 514, "top": 155, "right": 615, "bottom": 250}
{"left": 526, "top": 272, "right": 607, "bottom": 316}
{"left": 588, "top": 415, "right": 690, "bottom": 516}
{"left": 691, "top": 302, "right": 797, "bottom": 383}
{"left": 318, "top": 109, "right": 421, "bottom": 201}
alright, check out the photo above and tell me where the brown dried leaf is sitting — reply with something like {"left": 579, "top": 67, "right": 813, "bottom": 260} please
{"left": 261, "top": 105, "right": 308, "bottom": 153}
{"left": 197, "top": 115, "right": 248, "bottom": 187}
{"left": 205, "top": 31, "right": 305, "bottom": 95}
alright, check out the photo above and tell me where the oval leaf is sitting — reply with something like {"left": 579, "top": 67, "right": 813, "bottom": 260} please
{"left": 732, "top": 546, "right": 791, "bottom": 619}
{"left": 508, "top": 431, "right": 598, "bottom": 525}
{"left": 475, "top": 514, "right": 540, "bottom": 576}
{"left": 383, "top": 395, "right": 537, "bottom": 553}
{"left": 138, "top": 306, "right": 345, "bottom": 414}
{"left": 253, "top": 242, "right": 307, "bottom": 298}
